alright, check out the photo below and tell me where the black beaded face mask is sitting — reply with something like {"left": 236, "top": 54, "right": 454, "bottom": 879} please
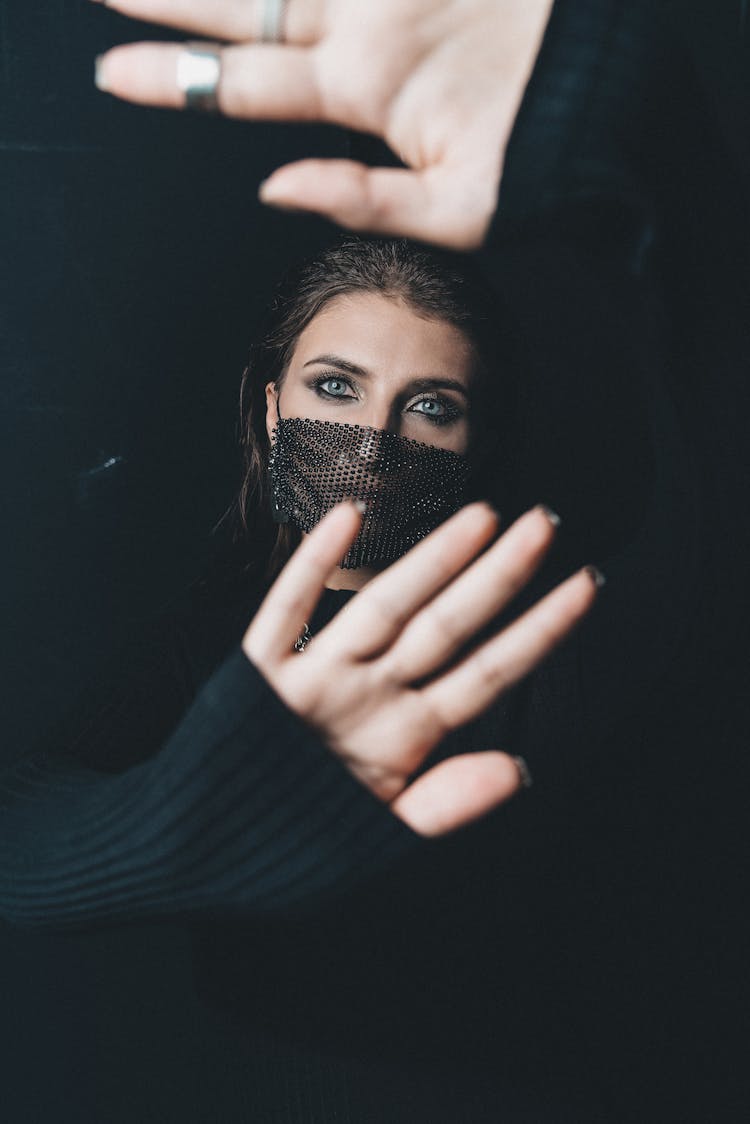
{"left": 269, "top": 415, "right": 470, "bottom": 569}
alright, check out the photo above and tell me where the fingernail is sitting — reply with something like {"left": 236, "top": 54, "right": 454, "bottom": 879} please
{"left": 512, "top": 756, "right": 533, "bottom": 789}
{"left": 584, "top": 565, "right": 606, "bottom": 589}
{"left": 538, "top": 504, "right": 561, "bottom": 528}
{"left": 258, "top": 179, "right": 280, "bottom": 203}
{"left": 472, "top": 501, "right": 500, "bottom": 523}
{"left": 258, "top": 179, "right": 303, "bottom": 213}
{"left": 94, "top": 55, "right": 109, "bottom": 92}
{"left": 353, "top": 500, "right": 367, "bottom": 515}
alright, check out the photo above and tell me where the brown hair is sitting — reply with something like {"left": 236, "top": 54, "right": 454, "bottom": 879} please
{"left": 232, "top": 237, "right": 505, "bottom": 581}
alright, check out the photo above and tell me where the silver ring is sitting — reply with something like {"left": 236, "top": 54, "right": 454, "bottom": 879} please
{"left": 262, "top": 0, "right": 288, "bottom": 43}
{"left": 177, "top": 42, "right": 223, "bottom": 113}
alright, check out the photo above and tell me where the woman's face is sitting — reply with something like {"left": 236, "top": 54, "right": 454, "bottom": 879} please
{"left": 265, "top": 291, "right": 476, "bottom": 454}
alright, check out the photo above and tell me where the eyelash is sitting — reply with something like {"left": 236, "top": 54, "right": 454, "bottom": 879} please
{"left": 310, "top": 374, "right": 463, "bottom": 427}
{"left": 312, "top": 374, "right": 357, "bottom": 401}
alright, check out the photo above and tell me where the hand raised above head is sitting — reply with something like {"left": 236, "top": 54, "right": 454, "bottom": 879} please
{"left": 242, "top": 500, "right": 601, "bottom": 837}
{"left": 91, "top": 0, "right": 554, "bottom": 248}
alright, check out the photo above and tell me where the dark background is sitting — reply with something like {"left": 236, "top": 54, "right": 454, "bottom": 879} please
{"left": 1, "top": 4, "right": 343, "bottom": 1119}
{"left": 0, "top": 3, "right": 343, "bottom": 764}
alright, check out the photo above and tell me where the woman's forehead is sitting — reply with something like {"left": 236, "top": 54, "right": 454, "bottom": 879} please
{"left": 290, "top": 291, "right": 476, "bottom": 387}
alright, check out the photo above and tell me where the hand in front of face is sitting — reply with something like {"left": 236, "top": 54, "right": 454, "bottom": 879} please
{"left": 91, "top": 0, "right": 554, "bottom": 248}
{"left": 243, "top": 502, "right": 601, "bottom": 837}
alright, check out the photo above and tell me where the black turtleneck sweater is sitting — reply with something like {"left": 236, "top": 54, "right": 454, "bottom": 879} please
{"left": 0, "top": 580, "right": 422, "bottom": 925}
{"left": 2, "top": 2, "right": 748, "bottom": 1120}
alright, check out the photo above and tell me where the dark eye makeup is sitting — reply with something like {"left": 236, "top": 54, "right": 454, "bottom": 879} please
{"left": 311, "top": 374, "right": 358, "bottom": 400}
{"left": 309, "top": 373, "right": 464, "bottom": 428}
{"left": 404, "top": 391, "right": 462, "bottom": 426}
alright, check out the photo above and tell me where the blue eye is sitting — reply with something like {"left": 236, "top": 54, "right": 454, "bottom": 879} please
{"left": 408, "top": 395, "right": 461, "bottom": 426}
{"left": 412, "top": 398, "right": 445, "bottom": 416}
{"left": 314, "top": 376, "right": 355, "bottom": 399}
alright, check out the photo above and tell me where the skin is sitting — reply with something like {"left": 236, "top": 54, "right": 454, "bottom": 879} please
{"left": 242, "top": 291, "right": 601, "bottom": 833}
{"left": 264, "top": 291, "right": 477, "bottom": 590}
{"left": 86, "top": 2, "right": 598, "bottom": 834}
{"left": 90, "top": 0, "right": 555, "bottom": 249}
{"left": 243, "top": 501, "right": 600, "bottom": 836}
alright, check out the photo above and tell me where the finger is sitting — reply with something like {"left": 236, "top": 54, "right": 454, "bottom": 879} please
{"left": 327, "top": 503, "right": 500, "bottom": 660}
{"left": 425, "top": 567, "right": 603, "bottom": 729}
{"left": 390, "top": 751, "right": 522, "bottom": 837}
{"left": 243, "top": 502, "right": 363, "bottom": 663}
{"left": 96, "top": 0, "right": 322, "bottom": 45}
{"left": 96, "top": 43, "right": 321, "bottom": 120}
{"left": 388, "top": 506, "right": 559, "bottom": 683}
{"left": 259, "top": 161, "right": 489, "bottom": 249}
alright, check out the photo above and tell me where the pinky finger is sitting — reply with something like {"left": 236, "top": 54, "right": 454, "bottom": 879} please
{"left": 390, "top": 751, "right": 523, "bottom": 837}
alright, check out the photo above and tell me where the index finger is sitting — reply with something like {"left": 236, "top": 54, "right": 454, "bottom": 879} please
{"left": 244, "top": 501, "right": 363, "bottom": 662}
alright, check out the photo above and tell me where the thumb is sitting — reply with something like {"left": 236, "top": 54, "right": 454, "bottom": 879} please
{"left": 259, "top": 159, "right": 485, "bottom": 249}
{"left": 390, "top": 751, "right": 527, "bottom": 838}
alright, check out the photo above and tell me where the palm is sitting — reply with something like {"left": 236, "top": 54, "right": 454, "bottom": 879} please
{"left": 94, "top": 0, "right": 554, "bottom": 247}
{"left": 243, "top": 502, "right": 599, "bottom": 836}
{"left": 293, "top": 669, "right": 444, "bottom": 803}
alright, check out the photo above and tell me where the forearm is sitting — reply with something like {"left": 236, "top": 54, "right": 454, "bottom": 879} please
{"left": 0, "top": 651, "right": 416, "bottom": 929}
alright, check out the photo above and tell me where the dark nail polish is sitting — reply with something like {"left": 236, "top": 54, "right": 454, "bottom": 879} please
{"left": 538, "top": 504, "right": 561, "bottom": 528}
{"left": 512, "top": 756, "right": 533, "bottom": 789}
{"left": 584, "top": 565, "right": 606, "bottom": 589}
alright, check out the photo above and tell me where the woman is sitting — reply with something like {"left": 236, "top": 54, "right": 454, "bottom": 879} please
{"left": 25, "top": 1, "right": 743, "bottom": 1117}
{"left": 0, "top": 238, "right": 600, "bottom": 1121}
{"left": 237, "top": 239, "right": 601, "bottom": 828}
{"left": 0, "top": 237, "right": 598, "bottom": 905}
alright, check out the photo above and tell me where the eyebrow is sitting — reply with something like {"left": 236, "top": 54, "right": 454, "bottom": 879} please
{"left": 303, "top": 354, "right": 369, "bottom": 377}
{"left": 303, "top": 354, "right": 470, "bottom": 397}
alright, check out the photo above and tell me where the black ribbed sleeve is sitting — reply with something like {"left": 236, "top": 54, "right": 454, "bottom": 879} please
{"left": 0, "top": 649, "right": 417, "bottom": 928}
{"left": 495, "top": 0, "right": 658, "bottom": 224}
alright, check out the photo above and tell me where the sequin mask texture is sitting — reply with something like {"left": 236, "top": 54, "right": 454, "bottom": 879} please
{"left": 269, "top": 417, "right": 470, "bottom": 568}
